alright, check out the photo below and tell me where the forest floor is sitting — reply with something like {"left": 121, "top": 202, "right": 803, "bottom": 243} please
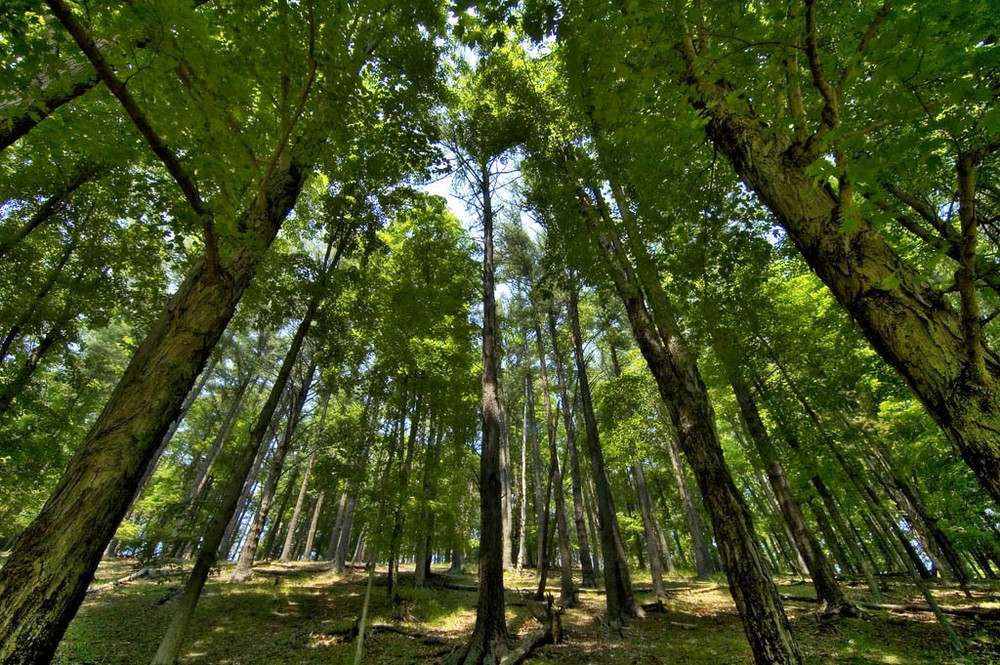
{"left": 41, "top": 557, "right": 1000, "bottom": 665}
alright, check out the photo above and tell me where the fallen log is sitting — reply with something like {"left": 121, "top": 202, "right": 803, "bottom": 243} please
{"left": 86, "top": 566, "right": 150, "bottom": 594}
{"left": 779, "top": 594, "right": 1000, "bottom": 620}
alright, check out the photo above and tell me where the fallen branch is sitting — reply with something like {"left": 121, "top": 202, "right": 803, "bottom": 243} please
{"left": 86, "top": 567, "right": 150, "bottom": 594}
{"left": 499, "top": 595, "right": 563, "bottom": 665}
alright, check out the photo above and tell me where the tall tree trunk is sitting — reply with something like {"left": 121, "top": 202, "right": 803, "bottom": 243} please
{"left": 568, "top": 165, "right": 801, "bottom": 664}
{"left": 663, "top": 433, "right": 714, "bottom": 579}
{"left": 152, "top": 283, "right": 320, "bottom": 665}
{"left": 517, "top": 401, "right": 529, "bottom": 572}
{"left": 501, "top": 411, "right": 514, "bottom": 571}
{"left": 388, "top": 399, "right": 421, "bottom": 601}
{"left": 232, "top": 362, "right": 316, "bottom": 581}
{"left": 548, "top": 312, "right": 597, "bottom": 589}
{"left": 632, "top": 462, "right": 665, "bottom": 595}
{"left": 302, "top": 491, "right": 324, "bottom": 561}
{"left": 261, "top": 466, "right": 299, "bottom": 561}
{"left": 334, "top": 396, "right": 378, "bottom": 574}
{"left": 731, "top": 379, "right": 855, "bottom": 616}
{"left": 0, "top": 159, "right": 306, "bottom": 665}
{"left": 280, "top": 449, "right": 317, "bottom": 563}
{"left": 450, "top": 162, "right": 508, "bottom": 665}
{"left": 567, "top": 287, "right": 634, "bottom": 625}
{"left": 530, "top": 324, "right": 553, "bottom": 583}
{"left": 327, "top": 489, "right": 348, "bottom": 562}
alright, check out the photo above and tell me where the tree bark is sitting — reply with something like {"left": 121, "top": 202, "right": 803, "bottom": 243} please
{"left": 415, "top": 419, "right": 443, "bottom": 587}
{"left": 632, "top": 462, "right": 666, "bottom": 595}
{"left": 302, "top": 490, "right": 325, "bottom": 561}
{"left": 663, "top": 434, "right": 714, "bottom": 579}
{"left": 0, "top": 159, "right": 305, "bottom": 665}
{"left": 684, "top": 51, "right": 1000, "bottom": 506}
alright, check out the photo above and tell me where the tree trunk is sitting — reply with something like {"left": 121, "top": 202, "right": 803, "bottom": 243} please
{"left": 548, "top": 313, "right": 596, "bottom": 589}
{"left": 530, "top": 322, "right": 555, "bottom": 584}
{"left": 687, "top": 61, "right": 1000, "bottom": 506}
{"left": 167, "top": 375, "right": 252, "bottom": 555}
{"left": 415, "top": 420, "right": 443, "bottom": 587}
{"left": 450, "top": 162, "right": 509, "bottom": 664}
{"left": 327, "top": 489, "right": 348, "bottom": 562}
{"left": 567, "top": 287, "right": 634, "bottom": 625}
{"left": 731, "top": 379, "right": 855, "bottom": 615}
{"left": 280, "top": 449, "right": 317, "bottom": 562}
{"left": 302, "top": 491, "right": 324, "bottom": 561}
{"left": 152, "top": 292, "right": 319, "bottom": 665}
{"left": 663, "top": 434, "right": 714, "bottom": 579}
{"left": 501, "top": 410, "right": 514, "bottom": 571}
{"left": 517, "top": 399, "right": 529, "bottom": 572}
{"left": 0, "top": 159, "right": 305, "bottom": 665}
{"left": 232, "top": 362, "right": 316, "bottom": 581}
{"left": 261, "top": 466, "right": 299, "bottom": 561}
{"left": 569, "top": 166, "right": 801, "bottom": 664}
{"left": 632, "top": 462, "right": 665, "bottom": 595}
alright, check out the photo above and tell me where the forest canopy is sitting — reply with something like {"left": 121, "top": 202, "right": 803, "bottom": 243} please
{"left": 0, "top": 1, "right": 998, "bottom": 664}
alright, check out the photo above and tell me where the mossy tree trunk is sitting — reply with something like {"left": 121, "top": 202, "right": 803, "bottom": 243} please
{"left": 0, "top": 160, "right": 306, "bottom": 665}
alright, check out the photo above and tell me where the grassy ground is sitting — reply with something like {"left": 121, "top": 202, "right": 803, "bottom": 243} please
{"left": 47, "top": 558, "right": 1000, "bottom": 665}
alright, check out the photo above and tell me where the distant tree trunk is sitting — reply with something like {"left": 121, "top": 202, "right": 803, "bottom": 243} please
{"left": 335, "top": 398, "right": 378, "bottom": 574}
{"left": 0, "top": 235, "right": 76, "bottom": 363}
{"left": 517, "top": 401, "right": 529, "bottom": 572}
{"left": 449, "top": 162, "right": 509, "bottom": 664}
{"left": 632, "top": 462, "right": 665, "bottom": 595}
{"left": 732, "top": 378, "right": 855, "bottom": 615}
{"left": 262, "top": 466, "right": 300, "bottom": 561}
{"left": 567, "top": 287, "right": 633, "bottom": 624}
{"left": 808, "top": 500, "right": 853, "bottom": 575}
{"left": 280, "top": 449, "right": 317, "bottom": 563}
{"left": 388, "top": 399, "right": 421, "bottom": 600}
{"left": 232, "top": 362, "right": 316, "bottom": 582}
{"left": 530, "top": 322, "right": 555, "bottom": 583}
{"left": 217, "top": 418, "right": 280, "bottom": 561}
{"left": 0, "top": 159, "right": 306, "bottom": 665}
{"left": 415, "top": 419, "right": 443, "bottom": 587}
{"left": 327, "top": 489, "right": 348, "bottom": 561}
{"left": 583, "top": 476, "right": 603, "bottom": 575}
{"left": 302, "top": 491, "right": 324, "bottom": 561}
{"left": 548, "top": 313, "right": 596, "bottom": 588}
{"left": 654, "top": 515, "right": 676, "bottom": 575}
{"left": 501, "top": 409, "right": 514, "bottom": 571}
{"left": 166, "top": 374, "right": 252, "bottom": 556}
{"left": 662, "top": 432, "right": 714, "bottom": 579}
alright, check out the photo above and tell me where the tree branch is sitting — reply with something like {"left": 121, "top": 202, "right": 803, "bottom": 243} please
{"left": 45, "top": 0, "right": 221, "bottom": 279}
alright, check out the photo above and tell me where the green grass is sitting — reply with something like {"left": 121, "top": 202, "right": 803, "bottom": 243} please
{"left": 49, "top": 560, "right": 1000, "bottom": 664}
